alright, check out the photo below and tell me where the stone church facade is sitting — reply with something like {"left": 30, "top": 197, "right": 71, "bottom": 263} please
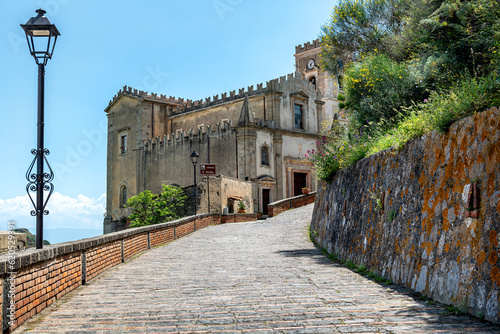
{"left": 103, "top": 39, "right": 340, "bottom": 231}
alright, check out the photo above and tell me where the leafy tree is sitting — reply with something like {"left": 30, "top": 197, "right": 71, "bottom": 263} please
{"left": 322, "top": 0, "right": 500, "bottom": 78}
{"left": 322, "top": 0, "right": 499, "bottom": 129}
{"left": 126, "top": 184, "right": 187, "bottom": 228}
{"left": 392, "top": 0, "right": 500, "bottom": 85}
{"left": 320, "top": 0, "right": 408, "bottom": 75}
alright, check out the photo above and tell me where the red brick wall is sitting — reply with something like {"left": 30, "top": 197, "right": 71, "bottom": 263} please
{"left": 268, "top": 193, "right": 316, "bottom": 217}
{"left": 150, "top": 226, "right": 175, "bottom": 247}
{"left": 12, "top": 252, "right": 81, "bottom": 329}
{"left": 221, "top": 214, "right": 260, "bottom": 224}
{"left": 195, "top": 215, "right": 220, "bottom": 229}
{"left": 123, "top": 233, "right": 148, "bottom": 260}
{"left": 175, "top": 221, "right": 195, "bottom": 239}
{"left": 86, "top": 241, "right": 122, "bottom": 281}
{"left": 0, "top": 278, "right": 3, "bottom": 325}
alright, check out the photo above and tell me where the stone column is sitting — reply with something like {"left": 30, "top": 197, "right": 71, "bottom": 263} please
{"left": 105, "top": 113, "right": 114, "bottom": 223}
{"left": 315, "top": 100, "right": 325, "bottom": 133}
{"left": 287, "top": 167, "right": 293, "bottom": 198}
{"left": 273, "top": 133, "right": 283, "bottom": 201}
{"left": 237, "top": 126, "right": 257, "bottom": 209}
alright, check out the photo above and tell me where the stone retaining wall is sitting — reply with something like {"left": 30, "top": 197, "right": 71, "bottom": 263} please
{"left": 0, "top": 213, "right": 254, "bottom": 331}
{"left": 268, "top": 192, "right": 316, "bottom": 217}
{"left": 311, "top": 107, "right": 500, "bottom": 322}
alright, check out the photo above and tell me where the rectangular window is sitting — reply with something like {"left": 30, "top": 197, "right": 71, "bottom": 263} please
{"left": 120, "top": 135, "right": 127, "bottom": 154}
{"left": 294, "top": 104, "right": 303, "bottom": 129}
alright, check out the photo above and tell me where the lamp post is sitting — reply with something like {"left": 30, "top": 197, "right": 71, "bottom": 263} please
{"left": 21, "top": 9, "right": 60, "bottom": 249}
{"left": 190, "top": 151, "right": 199, "bottom": 216}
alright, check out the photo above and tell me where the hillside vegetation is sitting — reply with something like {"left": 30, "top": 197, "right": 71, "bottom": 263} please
{"left": 308, "top": 0, "right": 500, "bottom": 181}
{"left": 14, "top": 228, "right": 51, "bottom": 247}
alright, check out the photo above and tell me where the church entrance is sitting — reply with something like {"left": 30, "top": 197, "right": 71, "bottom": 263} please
{"left": 262, "top": 189, "right": 270, "bottom": 215}
{"left": 293, "top": 172, "right": 307, "bottom": 196}
{"left": 227, "top": 199, "right": 234, "bottom": 213}
{"left": 257, "top": 176, "right": 276, "bottom": 216}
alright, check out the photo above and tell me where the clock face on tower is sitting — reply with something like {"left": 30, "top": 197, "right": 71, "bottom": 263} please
{"left": 307, "top": 59, "right": 315, "bottom": 70}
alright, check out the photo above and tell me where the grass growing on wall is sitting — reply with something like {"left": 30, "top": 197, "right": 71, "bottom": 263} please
{"left": 367, "top": 74, "right": 500, "bottom": 156}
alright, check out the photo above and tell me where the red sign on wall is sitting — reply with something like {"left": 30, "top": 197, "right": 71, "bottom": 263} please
{"left": 200, "top": 164, "right": 216, "bottom": 175}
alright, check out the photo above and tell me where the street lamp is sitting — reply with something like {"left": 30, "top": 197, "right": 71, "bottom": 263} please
{"left": 21, "top": 9, "right": 60, "bottom": 249}
{"left": 190, "top": 151, "right": 199, "bottom": 216}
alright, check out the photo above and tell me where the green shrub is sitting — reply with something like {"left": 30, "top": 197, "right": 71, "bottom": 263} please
{"left": 126, "top": 184, "right": 187, "bottom": 228}
{"left": 309, "top": 74, "right": 499, "bottom": 181}
{"left": 344, "top": 53, "right": 427, "bottom": 130}
{"left": 306, "top": 121, "right": 372, "bottom": 181}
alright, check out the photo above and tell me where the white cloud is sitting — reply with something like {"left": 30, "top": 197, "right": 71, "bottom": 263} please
{"left": 0, "top": 192, "right": 106, "bottom": 231}
{"left": 0, "top": 194, "right": 33, "bottom": 216}
{"left": 47, "top": 192, "right": 106, "bottom": 218}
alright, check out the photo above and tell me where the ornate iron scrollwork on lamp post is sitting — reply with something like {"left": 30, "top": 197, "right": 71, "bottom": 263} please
{"left": 21, "top": 9, "right": 60, "bottom": 249}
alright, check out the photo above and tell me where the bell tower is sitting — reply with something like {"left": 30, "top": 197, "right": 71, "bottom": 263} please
{"left": 294, "top": 39, "right": 341, "bottom": 125}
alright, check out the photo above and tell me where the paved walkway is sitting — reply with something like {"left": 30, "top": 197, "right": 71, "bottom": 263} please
{"left": 16, "top": 204, "right": 500, "bottom": 333}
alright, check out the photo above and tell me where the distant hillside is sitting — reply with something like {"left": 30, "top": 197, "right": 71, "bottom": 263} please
{"left": 14, "top": 228, "right": 50, "bottom": 247}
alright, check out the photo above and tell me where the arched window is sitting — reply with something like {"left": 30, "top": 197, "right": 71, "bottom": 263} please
{"left": 338, "top": 75, "right": 344, "bottom": 91}
{"left": 120, "top": 186, "right": 127, "bottom": 208}
{"left": 261, "top": 146, "right": 269, "bottom": 166}
{"left": 309, "top": 76, "right": 316, "bottom": 88}
{"left": 294, "top": 104, "right": 303, "bottom": 129}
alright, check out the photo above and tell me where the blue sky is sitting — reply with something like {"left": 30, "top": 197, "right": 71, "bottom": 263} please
{"left": 0, "top": 0, "right": 335, "bottom": 243}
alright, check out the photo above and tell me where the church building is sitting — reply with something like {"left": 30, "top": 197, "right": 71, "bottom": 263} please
{"left": 103, "top": 40, "right": 341, "bottom": 232}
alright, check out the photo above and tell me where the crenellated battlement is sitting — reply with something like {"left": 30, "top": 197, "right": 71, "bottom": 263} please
{"left": 295, "top": 39, "right": 320, "bottom": 55}
{"left": 106, "top": 72, "right": 320, "bottom": 114}
{"left": 143, "top": 120, "right": 234, "bottom": 152}
{"left": 105, "top": 85, "right": 190, "bottom": 112}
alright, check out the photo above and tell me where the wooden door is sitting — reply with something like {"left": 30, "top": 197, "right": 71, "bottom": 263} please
{"left": 294, "top": 172, "right": 307, "bottom": 196}
{"left": 262, "top": 189, "right": 270, "bottom": 215}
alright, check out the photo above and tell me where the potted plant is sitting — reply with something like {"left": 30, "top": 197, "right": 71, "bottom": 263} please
{"left": 302, "top": 187, "right": 310, "bottom": 195}
{"left": 237, "top": 201, "right": 247, "bottom": 213}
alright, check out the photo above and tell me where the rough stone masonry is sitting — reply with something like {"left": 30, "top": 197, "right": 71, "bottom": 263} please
{"left": 311, "top": 107, "right": 500, "bottom": 323}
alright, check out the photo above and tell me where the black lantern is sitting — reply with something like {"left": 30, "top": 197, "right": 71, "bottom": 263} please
{"left": 21, "top": 9, "right": 60, "bottom": 66}
{"left": 190, "top": 151, "right": 199, "bottom": 165}
{"left": 22, "top": 9, "right": 60, "bottom": 249}
{"left": 190, "top": 151, "right": 199, "bottom": 215}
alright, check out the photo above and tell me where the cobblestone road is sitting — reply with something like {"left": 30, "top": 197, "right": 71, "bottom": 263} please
{"left": 16, "top": 204, "right": 500, "bottom": 333}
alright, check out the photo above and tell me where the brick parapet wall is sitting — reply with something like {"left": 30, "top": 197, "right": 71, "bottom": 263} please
{"left": 268, "top": 192, "right": 317, "bottom": 217}
{"left": 85, "top": 240, "right": 121, "bottom": 281}
{"left": 311, "top": 107, "right": 500, "bottom": 323}
{"left": 149, "top": 226, "right": 174, "bottom": 248}
{"left": 123, "top": 233, "right": 148, "bottom": 261}
{"left": 13, "top": 252, "right": 81, "bottom": 328}
{"left": 0, "top": 213, "right": 235, "bottom": 331}
{"left": 221, "top": 213, "right": 261, "bottom": 224}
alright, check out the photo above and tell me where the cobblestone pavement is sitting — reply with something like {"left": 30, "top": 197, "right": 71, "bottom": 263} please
{"left": 16, "top": 204, "right": 500, "bottom": 333}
